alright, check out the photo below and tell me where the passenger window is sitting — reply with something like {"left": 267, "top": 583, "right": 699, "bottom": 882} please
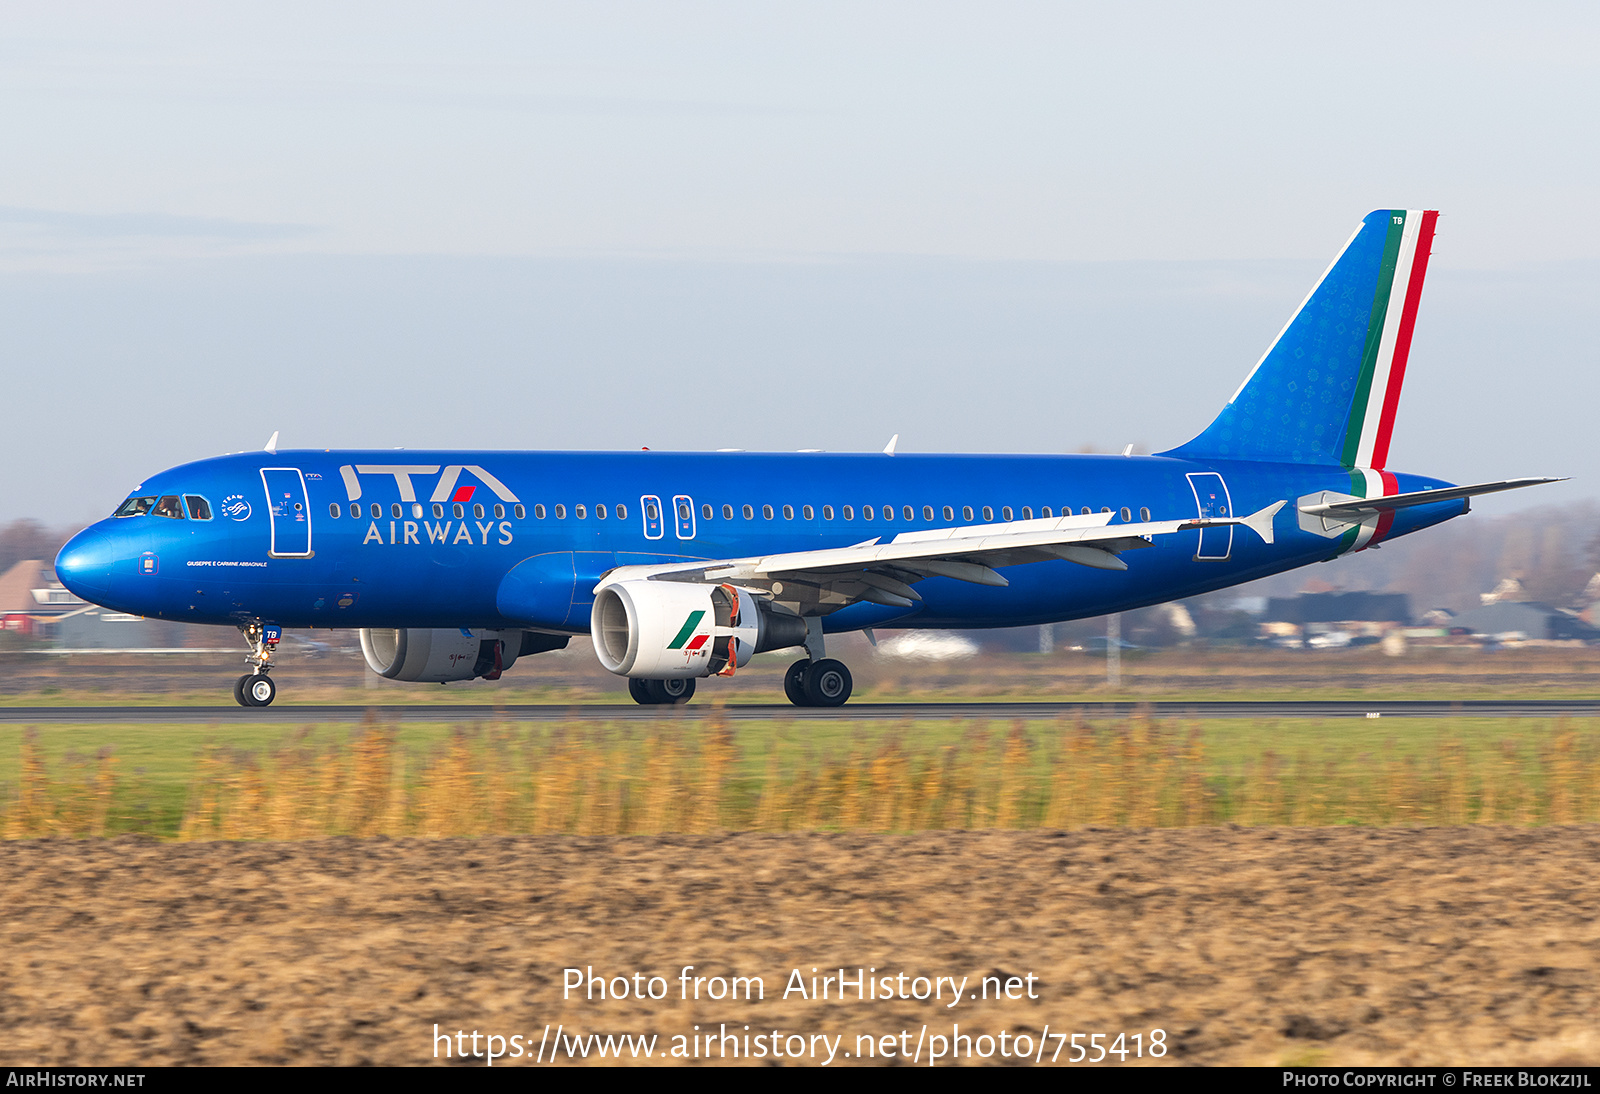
{"left": 369, "top": 503, "right": 381, "bottom": 519}
{"left": 575, "top": 504, "right": 587, "bottom": 519}
{"left": 803, "top": 504, "right": 814, "bottom": 520}
{"left": 943, "top": 505, "right": 953, "bottom": 521}
{"left": 186, "top": 496, "right": 212, "bottom": 520}
{"left": 823, "top": 505, "right": 834, "bottom": 520}
{"left": 1021, "top": 506, "right": 1033, "bottom": 520}
{"left": 702, "top": 504, "right": 712, "bottom": 520}
{"left": 883, "top": 507, "right": 894, "bottom": 522}
{"left": 514, "top": 504, "right": 525, "bottom": 519}
{"left": 555, "top": 504, "right": 567, "bottom": 519}
{"left": 597, "top": 504, "right": 608, "bottom": 520}
{"left": 646, "top": 502, "right": 659, "bottom": 520}
{"left": 1140, "top": 507, "right": 1151, "bottom": 521}
{"left": 534, "top": 504, "right": 546, "bottom": 519}
{"left": 861, "top": 505, "right": 874, "bottom": 521}
{"left": 114, "top": 495, "right": 157, "bottom": 518}
{"left": 963, "top": 506, "right": 973, "bottom": 521}
{"left": 743, "top": 504, "right": 754, "bottom": 520}
{"left": 152, "top": 496, "right": 184, "bottom": 519}
{"left": 328, "top": 503, "right": 340, "bottom": 518}
{"left": 1120, "top": 507, "right": 1132, "bottom": 522}
{"left": 982, "top": 506, "right": 994, "bottom": 521}
{"left": 389, "top": 503, "right": 400, "bottom": 519}
{"left": 763, "top": 504, "right": 774, "bottom": 519}
{"left": 1042, "top": 506, "right": 1053, "bottom": 518}
{"left": 903, "top": 505, "right": 914, "bottom": 521}
{"left": 1081, "top": 507, "right": 1092, "bottom": 515}
{"left": 412, "top": 504, "right": 424, "bottom": 519}
{"left": 433, "top": 503, "right": 445, "bottom": 518}
{"left": 923, "top": 505, "right": 934, "bottom": 521}
{"left": 451, "top": 503, "right": 463, "bottom": 519}
{"left": 783, "top": 504, "right": 794, "bottom": 520}
{"left": 678, "top": 502, "right": 690, "bottom": 521}
{"left": 1002, "top": 506, "right": 1013, "bottom": 521}
{"left": 723, "top": 504, "right": 734, "bottom": 519}
{"left": 495, "top": 503, "right": 506, "bottom": 519}
{"left": 843, "top": 505, "right": 854, "bottom": 520}
{"left": 351, "top": 503, "right": 362, "bottom": 519}
{"left": 473, "top": 503, "right": 485, "bottom": 519}
{"left": 616, "top": 503, "right": 627, "bottom": 520}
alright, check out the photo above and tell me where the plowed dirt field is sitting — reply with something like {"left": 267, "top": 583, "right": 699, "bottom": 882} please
{"left": 2, "top": 827, "right": 1597, "bottom": 1066}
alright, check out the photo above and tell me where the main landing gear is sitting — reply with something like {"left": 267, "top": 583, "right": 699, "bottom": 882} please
{"left": 628, "top": 678, "right": 697, "bottom": 705}
{"left": 784, "top": 658, "right": 853, "bottom": 708}
{"left": 233, "top": 621, "right": 281, "bottom": 707}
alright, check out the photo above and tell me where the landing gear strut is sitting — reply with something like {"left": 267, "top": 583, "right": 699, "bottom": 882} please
{"left": 628, "top": 677, "right": 696, "bottom": 705}
{"left": 234, "top": 621, "right": 281, "bottom": 707}
{"left": 785, "top": 658, "right": 853, "bottom": 708}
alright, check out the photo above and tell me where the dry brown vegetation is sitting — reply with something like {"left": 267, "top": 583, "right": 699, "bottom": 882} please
{"left": 1, "top": 828, "right": 1597, "bottom": 1067}
{"left": 7, "top": 711, "right": 1600, "bottom": 840}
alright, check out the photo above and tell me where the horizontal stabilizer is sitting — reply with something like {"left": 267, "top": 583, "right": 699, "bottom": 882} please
{"left": 1298, "top": 478, "right": 1562, "bottom": 519}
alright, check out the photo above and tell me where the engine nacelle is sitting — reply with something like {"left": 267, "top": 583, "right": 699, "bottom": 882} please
{"left": 359, "top": 627, "right": 566, "bottom": 683}
{"left": 590, "top": 580, "right": 808, "bottom": 678}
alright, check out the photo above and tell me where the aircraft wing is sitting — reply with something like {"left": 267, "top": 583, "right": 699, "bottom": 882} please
{"left": 599, "top": 500, "right": 1286, "bottom": 613}
{"left": 1297, "top": 477, "right": 1562, "bottom": 520}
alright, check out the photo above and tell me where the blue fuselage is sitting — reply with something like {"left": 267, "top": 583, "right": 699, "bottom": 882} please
{"left": 55, "top": 449, "right": 1463, "bottom": 634}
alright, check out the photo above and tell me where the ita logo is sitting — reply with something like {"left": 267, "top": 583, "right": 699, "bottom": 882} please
{"left": 220, "top": 494, "right": 252, "bottom": 521}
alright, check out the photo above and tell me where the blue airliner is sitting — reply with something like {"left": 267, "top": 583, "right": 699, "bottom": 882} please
{"left": 54, "top": 210, "right": 1556, "bottom": 707}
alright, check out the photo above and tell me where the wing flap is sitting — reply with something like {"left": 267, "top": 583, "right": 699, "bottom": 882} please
{"left": 603, "top": 500, "right": 1287, "bottom": 614}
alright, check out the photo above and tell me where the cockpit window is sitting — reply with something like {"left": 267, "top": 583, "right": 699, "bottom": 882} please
{"left": 153, "top": 495, "right": 185, "bottom": 519}
{"left": 114, "top": 495, "right": 157, "bottom": 517}
{"left": 185, "top": 496, "right": 212, "bottom": 520}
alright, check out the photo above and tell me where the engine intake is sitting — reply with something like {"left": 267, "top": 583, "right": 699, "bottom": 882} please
{"left": 590, "top": 580, "right": 807, "bottom": 678}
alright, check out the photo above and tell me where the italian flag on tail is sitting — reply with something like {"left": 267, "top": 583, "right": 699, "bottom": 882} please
{"left": 1340, "top": 466, "right": 1402, "bottom": 553}
{"left": 1338, "top": 209, "right": 1437, "bottom": 552}
{"left": 1341, "top": 209, "right": 1439, "bottom": 471}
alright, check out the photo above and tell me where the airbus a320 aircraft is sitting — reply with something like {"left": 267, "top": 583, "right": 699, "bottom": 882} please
{"left": 55, "top": 210, "right": 1556, "bottom": 708}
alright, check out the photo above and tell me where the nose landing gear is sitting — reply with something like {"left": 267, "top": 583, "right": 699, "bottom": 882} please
{"left": 233, "top": 621, "right": 281, "bottom": 707}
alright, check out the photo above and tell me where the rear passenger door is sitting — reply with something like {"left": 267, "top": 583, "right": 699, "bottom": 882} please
{"left": 1186, "top": 472, "right": 1233, "bottom": 560}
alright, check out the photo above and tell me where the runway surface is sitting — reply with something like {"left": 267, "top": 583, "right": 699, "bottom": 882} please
{"left": 1, "top": 698, "right": 1597, "bottom": 722}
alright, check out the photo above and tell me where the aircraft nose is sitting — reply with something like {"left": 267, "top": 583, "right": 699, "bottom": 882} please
{"left": 55, "top": 527, "right": 114, "bottom": 602}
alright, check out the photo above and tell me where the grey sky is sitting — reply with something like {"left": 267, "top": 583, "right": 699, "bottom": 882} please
{"left": 2, "top": 2, "right": 1596, "bottom": 525}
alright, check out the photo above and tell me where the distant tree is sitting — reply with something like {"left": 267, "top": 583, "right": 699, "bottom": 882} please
{"left": 0, "top": 520, "right": 82, "bottom": 577}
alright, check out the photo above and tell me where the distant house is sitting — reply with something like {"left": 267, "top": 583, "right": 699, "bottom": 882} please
{"left": 0, "top": 558, "right": 204, "bottom": 649}
{"left": 49, "top": 605, "right": 195, "bottom": 650}
{"left": 1263, "top": 592, "right": 1412, "bottom": 627}
{"left": 0, "top": 559, "right": 86, "bottom": 637}
{"left": 1446, "top": 602, "right": 1600, "bottom": 643}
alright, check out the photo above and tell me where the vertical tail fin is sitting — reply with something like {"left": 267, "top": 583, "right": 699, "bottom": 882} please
{"left": 1160, "top": 209, "right": 1438, "bottom": 467}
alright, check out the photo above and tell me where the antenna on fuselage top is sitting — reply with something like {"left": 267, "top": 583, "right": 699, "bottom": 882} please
{"left": 883, "top": 434, "right": 899, "bottom": 456}
{"left": 263, "top": 431, "right": 279, "bottom": 454}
